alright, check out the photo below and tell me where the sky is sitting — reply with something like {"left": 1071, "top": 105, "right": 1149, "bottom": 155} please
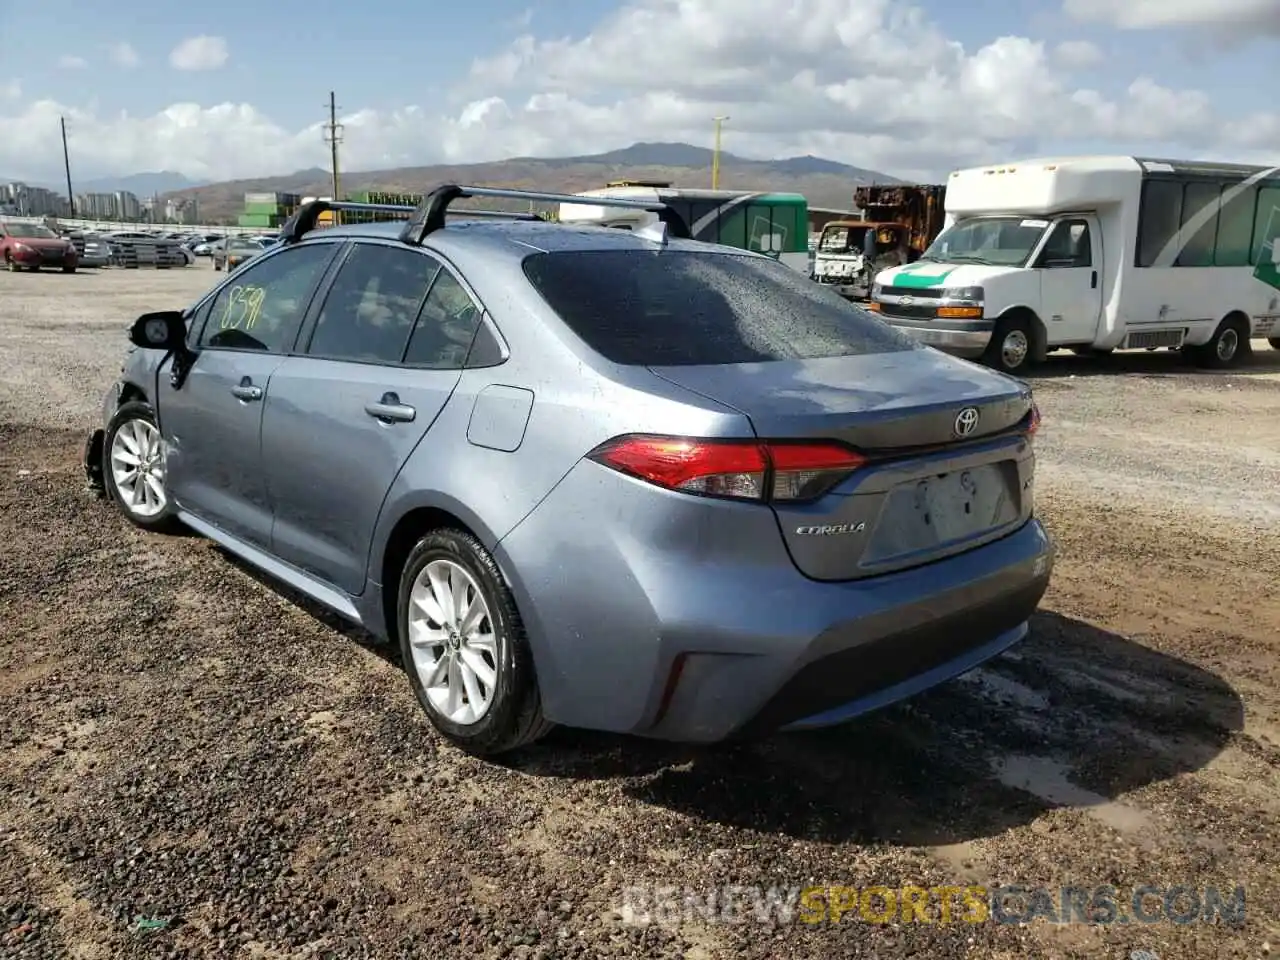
{"left": 0, "top": 0, "right": 1276, "bottom": 185}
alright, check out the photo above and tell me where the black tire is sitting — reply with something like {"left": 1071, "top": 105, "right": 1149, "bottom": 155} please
{"left": 1190, "top": 316, "right": 1252, "bottom": 369}
{"left": 5, "top": 255, "right": 17, "bottom": 272}
{"left": 62, "top": 265, "right": 77, "bottom": 274}
{"left": 101, "top": 400, "right": 182, "bottom": 533}
{"left": 983, "top": 314, "right": 1034, "bottom": 374}
{"left": 1268, "top": 337, "right": 1280, "bottom": 351}
{"left": 397, "top": 528, "right": 551, "bottom": 756}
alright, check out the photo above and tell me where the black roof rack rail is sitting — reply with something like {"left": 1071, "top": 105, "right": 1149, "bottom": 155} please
{"left": 397, "top": 183, "right": 691, "bottom": 245}
{"left": 280, "top": 199, "right": 549, "bottom": 244}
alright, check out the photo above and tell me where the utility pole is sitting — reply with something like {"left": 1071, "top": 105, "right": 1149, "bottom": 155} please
{"left": 711, "top": 115, "right": 729, "bottom": 190}
{"left": 60, "top": 116, "right": 75, "bottom": 217}
{"left": 322, "top": 92, "right": 343, "bottom": 222}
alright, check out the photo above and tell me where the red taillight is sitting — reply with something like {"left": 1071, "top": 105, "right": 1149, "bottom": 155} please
{"left": 1026, "top": 403, "right": 1041, "bottom": 435}
{"left": 587, "top": 435, "right": 866, "bottom": 503}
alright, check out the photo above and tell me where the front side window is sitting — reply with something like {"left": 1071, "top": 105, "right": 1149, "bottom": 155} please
{"left": 1036, "top": 220, "right": 1092, "bottom": 268}
{"left": 198, "top": 243, "right": 337, "bottom": 353}
{"left": 307, "top": 244, "right": 440, "bottom": 364}
{"left": 522, "top": 249, "right": 918, "bottom": 366}
{"left": 922, "top": 217, "right": 1049, "bottom": 267}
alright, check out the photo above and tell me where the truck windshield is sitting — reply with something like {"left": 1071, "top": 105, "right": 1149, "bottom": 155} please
{"left": 819, "top": 226, "right": 855, "bottom": 251}
{"left": 921, "top": 217, "right": 1049, "bottom": 267}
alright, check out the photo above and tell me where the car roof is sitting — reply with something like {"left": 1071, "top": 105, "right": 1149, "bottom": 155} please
{"left": 303, "top": 217, "right": 764, "bottom": 264}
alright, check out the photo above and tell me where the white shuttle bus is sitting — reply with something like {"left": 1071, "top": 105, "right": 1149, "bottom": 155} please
{"left": 867, "top": 156, "right": 1280, "bottom": 374}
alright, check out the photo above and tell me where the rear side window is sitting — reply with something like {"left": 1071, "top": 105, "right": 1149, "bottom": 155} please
{"left": 521, "top": 250, "right": 917, "bottom": 366}
{"left": 307, "top": 244, "right": 439, "bottom": 363}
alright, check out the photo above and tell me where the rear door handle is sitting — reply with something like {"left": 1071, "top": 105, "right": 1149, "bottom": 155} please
{"left": 1090, "top": 270, "right": 1098, "bottom": 289}
{"left": 365, "top": 392, "right": 416, "bottom": 423}
{"left": 231, "top": 376, "right": 263, "bottom": 402}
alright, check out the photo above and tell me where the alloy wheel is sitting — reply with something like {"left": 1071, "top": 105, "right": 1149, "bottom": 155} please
{"left": 407, "top": 559, "right": 499, "bottom": 725}
{"left": 110, "top": 418, "right": 167, "bottom": 518}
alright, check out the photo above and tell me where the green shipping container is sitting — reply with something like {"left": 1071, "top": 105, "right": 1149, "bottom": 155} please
{"left": 243, "top": 202, "right": 282, "bottom": 216}
{"left": 238, "top": 213, "right": 283, "bottom": 228}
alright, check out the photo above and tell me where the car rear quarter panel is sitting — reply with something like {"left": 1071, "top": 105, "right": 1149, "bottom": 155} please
{"left": 366, "top": 240, "right": 758, "bottom": 612}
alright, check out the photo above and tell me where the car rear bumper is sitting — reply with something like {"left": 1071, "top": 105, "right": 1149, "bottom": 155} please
{"left": 495, "top": 460, "right": 1055, "bottom": 743}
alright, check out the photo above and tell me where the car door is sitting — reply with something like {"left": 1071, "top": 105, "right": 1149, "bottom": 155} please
{"left": 1036, "top": 216, "right": 1103, "bottom": 345}
{"left": 261, "top": 241, "right": 485, "bottom": 595}
{"left": 155, "top": 240, "right": 343, "bottom": 548}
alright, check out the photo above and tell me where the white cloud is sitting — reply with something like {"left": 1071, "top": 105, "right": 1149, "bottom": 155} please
{"left": 1063, "top": 0, "right": 1280, "bottom": 33}
{"left": 1053, "top": 40, "right": 1104, "bottom": 68}
{"left": 109, "top": 42, "right": 140, "bottom": 68}
{"left": 169, "top": 36, "right": 228, "bottom": 71}
{"left": 57, "top": 55, "right": 88, "bottom": 70}
{"left": 0, "top": 0, "right": 1274, "bottom": 184}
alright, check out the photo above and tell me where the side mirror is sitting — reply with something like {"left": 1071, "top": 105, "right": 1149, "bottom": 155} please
{"left": 862, "top": 227, "right": 877, "bottom": 259}
{"left": 128, "top": 310, "right": 188, "bottom": 351}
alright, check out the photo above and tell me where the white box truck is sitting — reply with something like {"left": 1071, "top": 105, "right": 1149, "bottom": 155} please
{"left": 867, "top": 156, "right": 1280, "bottom": 374}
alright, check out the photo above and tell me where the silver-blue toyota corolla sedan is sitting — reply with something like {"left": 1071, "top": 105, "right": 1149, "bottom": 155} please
{"left": 83, "top": 186, "right": 1054, "bottom": 757}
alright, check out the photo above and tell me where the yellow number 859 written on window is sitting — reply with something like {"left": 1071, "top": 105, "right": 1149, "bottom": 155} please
{"left": 218, "top": 285, "right": 267, "bottom": 330}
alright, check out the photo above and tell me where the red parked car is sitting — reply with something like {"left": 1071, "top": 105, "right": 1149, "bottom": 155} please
{"left": 1, "top": 221, "right": 79, "bottom": 272}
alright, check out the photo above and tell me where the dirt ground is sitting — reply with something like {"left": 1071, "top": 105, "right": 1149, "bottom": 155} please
{"left": 2, "top": 266, "right": 1278, "bottom": 960}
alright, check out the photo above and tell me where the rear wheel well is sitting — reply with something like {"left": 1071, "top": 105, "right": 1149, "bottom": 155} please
{"left": 380, "top": 507, "right": 481, "bottom": 641}
{"left": 999, "top": 307, "right": 1049, "bottom": 363}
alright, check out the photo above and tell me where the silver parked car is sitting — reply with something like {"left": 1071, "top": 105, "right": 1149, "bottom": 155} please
{"left": 83, "top": 185, "right": 1054, "bottom": 757}
{"left": 78, "top": 234, "right": 115, "bottom": 268}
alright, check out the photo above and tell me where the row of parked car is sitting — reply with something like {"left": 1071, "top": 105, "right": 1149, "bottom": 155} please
{"left": 0, "top": 220, "right": 286, "bottom": 272}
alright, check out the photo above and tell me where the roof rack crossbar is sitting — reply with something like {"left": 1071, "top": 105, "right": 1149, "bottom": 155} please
{"left": 398, "top": 183, "right": 691, "bottom": 244}
{"left": 281, "top": 198, "right": 551, "bottom": 243}
{"left": 280, "top": 200, "right": 419, "bottom": 243}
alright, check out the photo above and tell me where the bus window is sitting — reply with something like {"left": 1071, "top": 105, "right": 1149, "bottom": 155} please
{"left": 747, "top": 205, "right": 784, "bottom": 257}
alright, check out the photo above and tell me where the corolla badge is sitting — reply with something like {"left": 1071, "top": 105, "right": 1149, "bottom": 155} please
{"left": 795, "top": 522, "right": 866, "bottom": 536}
{"left": 953, "top": 406, "right": 980, "bottom": 437}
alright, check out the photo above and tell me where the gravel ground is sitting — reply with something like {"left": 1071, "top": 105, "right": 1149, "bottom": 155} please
{"left": 2, "top": 266, "right": 1279, "bottom": 960}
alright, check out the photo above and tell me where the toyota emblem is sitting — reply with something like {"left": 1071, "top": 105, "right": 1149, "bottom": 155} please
{"left": 954, "top": 407, "right": 980, "bottom": 437}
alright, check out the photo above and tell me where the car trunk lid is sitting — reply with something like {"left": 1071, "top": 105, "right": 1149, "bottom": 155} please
{"left": 648, "top": 351, "right": 1036, "bottom": 580}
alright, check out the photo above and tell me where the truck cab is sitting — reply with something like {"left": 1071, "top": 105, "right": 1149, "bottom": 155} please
{"left": 811, "top": 220, "right": 908, "bottom": 299}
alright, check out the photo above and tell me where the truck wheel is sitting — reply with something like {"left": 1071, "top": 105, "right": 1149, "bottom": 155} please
{"left": 1269, "top": 337, "right": 1280, "bottom": 351}
{"left": 984, "top": 316, "right": 1033, "bottom": 374}
{"left": 1191, "top": 315, "right": 1252, "bottom": 369}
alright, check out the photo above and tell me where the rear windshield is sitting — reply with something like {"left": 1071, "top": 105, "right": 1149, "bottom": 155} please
{"left": 522, "top": 249, "right": 918, "bottom": 366}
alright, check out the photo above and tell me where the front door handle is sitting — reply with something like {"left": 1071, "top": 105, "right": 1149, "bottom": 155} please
{"left": 1091, "top": 270, "right": 1098, "bottom": 289}
{"left": 231, "top": 376, "right": 263, "bottom": 402}
{"left": 365, "top": 392, "right": 416, "bottom": 423}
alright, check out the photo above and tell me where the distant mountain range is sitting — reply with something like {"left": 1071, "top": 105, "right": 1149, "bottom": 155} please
{"left": 158, "top": 142, "right": 905, "bottom": 222}
{"left": 79, "top": 171, "right": 211, "bottom": 195}
{"left": 8, "top": 144, "right": 906, "bottom": 222}
{"left": 5, "top": 170, "right": 209, "bottom": 197}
